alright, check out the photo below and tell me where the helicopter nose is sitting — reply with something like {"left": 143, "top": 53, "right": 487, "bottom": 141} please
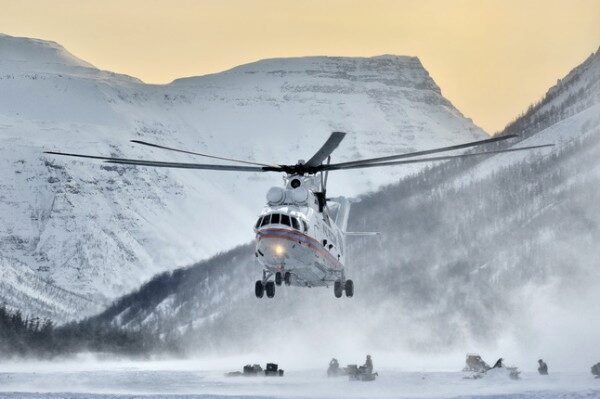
{"left": 257, "top": 237, "right": 289, "bottom": 261}
{"left": 272, "top": 243, "right": 286, "bottom": 256}
{"left": 264, "top": 241, "right": 287, "bottom": 258}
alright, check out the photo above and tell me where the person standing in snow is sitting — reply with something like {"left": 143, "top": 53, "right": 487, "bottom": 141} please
{"left": 327, "top": 358, "right": 340, "bottom": 377}
{"left": 592, "top": 362, "right": 600, "bottom": 378}
{"left": 537, "top": 359, "right": 548, "bottom": 375}
{"left": 363, "top": 355, "right": 373, "bottom": 374}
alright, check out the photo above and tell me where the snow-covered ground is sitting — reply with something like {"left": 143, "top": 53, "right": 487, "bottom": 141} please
{"left": 0, "top": 360, "right": 597, "bottom": 399}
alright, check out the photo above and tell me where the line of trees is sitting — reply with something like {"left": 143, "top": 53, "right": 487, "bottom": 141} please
{"left": 0, "top": 304, "right": 53, "bottom": 357}
{"left": 0, "top": 304, "right": 181, "bottom": 359}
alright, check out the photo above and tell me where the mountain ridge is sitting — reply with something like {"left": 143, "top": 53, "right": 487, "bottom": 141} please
{"left": 0, "top": 33, "right": 486, "bottom": 321}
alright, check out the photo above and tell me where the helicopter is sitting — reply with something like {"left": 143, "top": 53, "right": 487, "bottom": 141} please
{"left": 45, "top": 132, "right": 552, "bottom": 298}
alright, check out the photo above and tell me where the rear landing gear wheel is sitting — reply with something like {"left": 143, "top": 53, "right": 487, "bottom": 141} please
{"left": 265, "top": 281, "right": 275, "bottom": 298}
{"left": 334, "top": 281, "right": 343, "bottom": 298}
{"left": 275, "top": 272, "right": 282, "bottom": 286}
{"left": 284, "top": 272, "right": 291, "bottom": 286}
{"left": 255, "top": 280, "right": 264, "bottom": 298}
{"left": 345, "top": 280, "right": 354, "bottom": 297}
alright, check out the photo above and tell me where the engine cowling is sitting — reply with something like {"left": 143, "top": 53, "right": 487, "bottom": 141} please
{"left": 266, "top": 187, "right": 285, "bottom": 205}
{"left": 289, "top": 187, "right": 308, "bottom": 204}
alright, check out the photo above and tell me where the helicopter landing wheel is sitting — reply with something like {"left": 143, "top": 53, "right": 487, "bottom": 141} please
{"left": 275, "top": 272, "right": 283, "bottom": 286}
{"left": 284, "top": 271, "right": 291, "bottom": 286}
{"left": 334, "top": 281, "right": 343, "bottom": 298}
{"left": 265, "top": 281, "right": 275, "bottom": 298}
{"left": 255, "top": 280, "right": 264, "bottom": 298}
{"left": 344, "top": 279, "right": 354, "bottom": 297}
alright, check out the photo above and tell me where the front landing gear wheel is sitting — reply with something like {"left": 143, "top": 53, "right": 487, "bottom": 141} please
{"left": 334, "top": 281, "right": 343, "bottom": 298}
{"left": 265, "top": 281, "right": 275, "bottom": 298}
{"left": 284, "top": 272, "right": 291, "bottom": 286}
{"left": 255, "top": 280, "right": 264, "bottom": 298}
{"left": 275, "top": 272, "right": 283, "bottom": 286}
{"left": 344, "top": 280, "right": 354, "bottom": 297}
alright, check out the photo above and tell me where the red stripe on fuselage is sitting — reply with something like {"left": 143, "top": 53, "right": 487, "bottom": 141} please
{"left": 256, "top": 228, "right": 343, "bottom": 270}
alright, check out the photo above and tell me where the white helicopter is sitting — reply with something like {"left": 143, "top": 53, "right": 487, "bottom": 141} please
{"left": 45, "top": 132, "right": 551, "bottom": 298}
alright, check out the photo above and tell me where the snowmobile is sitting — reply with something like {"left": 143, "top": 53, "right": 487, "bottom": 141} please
{"left": 326, "top": 359, "right": 353, "bottom": 377}
{"left": 226, "top": 363, "right": 283, "bottom": 377}
{"left": 463, "top": 353, "right": 491, "bottom": 373}
{"left": 265, "top": 363, "right": 284, "bottom": 376}
{"left": 346, "top": 364, "right": 378, "bottom": 381}
{"left": 243, "top": 364, "right": 263, "bottom": 376}
{"left": 464, "top": 358, "right": 520, "bottom": 380}
{"left": 225, "top": 364, "right": 261, "bottom": 377}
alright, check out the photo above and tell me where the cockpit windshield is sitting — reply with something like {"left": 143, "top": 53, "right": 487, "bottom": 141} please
{"left": 260, "top": 215, "right": 270, "bottom": 227}
{"left": 271, "top": 213, "right": 280, "bottom": 224}
{"left": 255, "top": 213, "right": 306, "bottom": 232}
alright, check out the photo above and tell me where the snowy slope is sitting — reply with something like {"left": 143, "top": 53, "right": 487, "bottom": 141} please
{"left": 455, "top": 48, "right": 600, "bottom": 184}
{"left": 0, "top": 33, "right": 486, "bottom": 321}
{"left": 91, "top": 48, "right": 600, "bottom": 365}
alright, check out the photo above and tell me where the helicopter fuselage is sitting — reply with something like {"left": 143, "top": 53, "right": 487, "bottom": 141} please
{"left": 253, "top": 175, "right": 348, "bottom": 290}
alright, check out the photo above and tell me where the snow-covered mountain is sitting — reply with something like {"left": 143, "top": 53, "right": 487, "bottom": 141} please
{"left": 0, "top": 33, "right": 486, "bottom": 321}
{"left": 91, "top": 48, "right": 600, "bottom": 365}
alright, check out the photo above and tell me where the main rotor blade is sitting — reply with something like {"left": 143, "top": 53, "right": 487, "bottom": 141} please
{"left": 329, "top": 134, "right": 519, "bottom": 169}
{"left": 131, "top": 140, "right": 278, "bottom": 167}
{"left": 43, "top": 151, "right": 281, "bottom": 172}
{"left": 304, "top": 131, "right": 346, "bottom": 167}
{"left": 320, "top": 144, "right": 554, "bottom": 171}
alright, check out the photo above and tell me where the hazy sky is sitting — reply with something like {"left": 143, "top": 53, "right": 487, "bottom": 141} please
{"left": 1, "top": 0, "right": 598, "bottom": 133}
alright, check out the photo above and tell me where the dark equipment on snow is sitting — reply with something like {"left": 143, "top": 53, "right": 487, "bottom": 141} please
{"left": 463, "top": 353, "right": 491, "bottom": 372}
{"left": 243, "top": 364, "right": 263, "bottom": 375}
{"left": 346, "top": 364, "right": 378, "bottom": 381}
{"left": 346, "top": 355, "right": 377, "bottom": 381}
{"left": 492, "top": 358, "right": 504, "bottom": 369}
{"left": 538, "top": 359, "right": 548, "bottom": 375}
{"left": 327, "top": 358, "right": 354, "bottom": 377}
{"left": 265, "top": 363, "right": 284, "bottom": 376}
{"left": 464, "top": 356, "right": 520, "bottom": 380}
{"left": 225, "top": 363, "right": 283, "bottom": 377}
{"left": 592, "top": 362, "right": 600, "bottom": 378}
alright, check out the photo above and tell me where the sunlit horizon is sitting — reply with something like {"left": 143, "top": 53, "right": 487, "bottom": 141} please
{"left": 1, "top": 0, "right": 598, "bottom": 133}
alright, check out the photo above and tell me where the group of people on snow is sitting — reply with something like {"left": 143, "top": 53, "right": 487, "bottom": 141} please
{"left": 464, "top": 355, "right": 599, "bottom": 379}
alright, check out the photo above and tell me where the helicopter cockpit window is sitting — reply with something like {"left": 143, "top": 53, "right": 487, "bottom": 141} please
{"left": 271, "top": 213, "right": 280, "bottom": 225}
{"left": 255, "top": 216, "right": 263, "bottom": 229}
{"left": 281, "top": 214, "right": 291, "bottom": 226}
{"left": 302, "top": 220, "right": 308, "bottom": 232}
{"left": 291, "top": 217, "right": 300, "bottom": 230}
{"left": 260, "top": 214, "right": 270, "bottom": 227}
